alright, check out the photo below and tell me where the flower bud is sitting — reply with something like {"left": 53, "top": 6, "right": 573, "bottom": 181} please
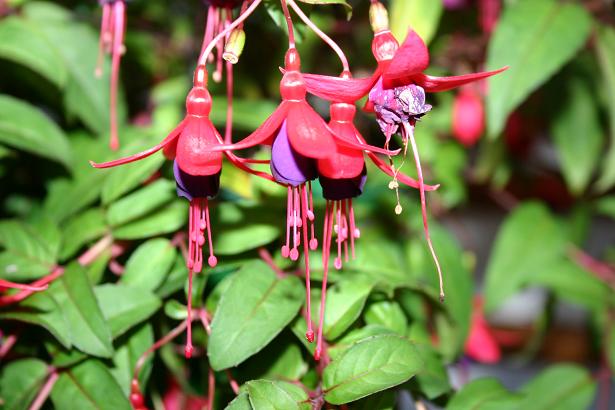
{"left": 223, "top": 28, "right": 246, "bottom": 65}
{"left": 452, "top": 89, "right": 484, "bottom": 147}
{"left": 369, "top": 1, "right": 389, "bottom": 33}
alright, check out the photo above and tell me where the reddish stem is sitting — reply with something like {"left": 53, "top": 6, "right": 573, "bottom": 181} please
{"left": 258, "top": 248, "right": 286, "bottom": 278}
{"left": 0, "top": 333, "right": 17, "bottom": 358}
{"left": 28, "top": 369, "right": 58, "bottom": 410}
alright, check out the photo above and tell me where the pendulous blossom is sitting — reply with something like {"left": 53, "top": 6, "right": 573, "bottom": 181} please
{"left": 96, "top": 0, "right": 126, "bottom": 150}
{"left": 91, "top": 64, "right": 271, "bottom": 358}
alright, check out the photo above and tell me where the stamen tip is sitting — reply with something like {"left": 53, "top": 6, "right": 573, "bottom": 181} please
{"left": 395, "top": 204, "right": 403, "bottom": 215}
{"left": 439, "top": 293, "right": 445, "bottom": 303}
{"left": 184, "top": 345, "right": 193, "bottom": 359}
{"left": 309, "top": 239, "right": 318, "bottom": 250}
{"left": 306, "top": 331, "right": 315, "bottom": 343}
{"left": 290, "top": 248, "right": 299, "bottom": 261}
{"left": 208, "top": 255, "right": 218, "bottom": 267}
{"left": 334, "top": 258, "right": 342, "bottom": 270}
{"left": 282, "top": 246, "right": 290, "bottom": 258}
{"left": 314, "top": 349, "right": 321, "bottom": 361}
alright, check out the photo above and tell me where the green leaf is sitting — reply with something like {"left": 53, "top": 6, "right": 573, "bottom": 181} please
{"left": 43, "top": 172, "right": 107, "bottom": 223}
{"left": 518, "top": 365, "right": 596, "bottom": 410}
{"left": 551, "top": 76, "right": 603, "bottom": 195}
{"left": 121, "top": 238, "right": 176, "bottom": 291}
{"left": 0, "top": 358, "right": 49, "bottom": 410}
{"left": 483, "top": 202, "right": 566, "bottom": 312}
{"left": 95, "top": 284, "right": 161, "bottom": 339}
{"left": 323, "top": 334, "right": 423, "bottom": 404}
{"left": 486, "top": 0, "right": 591, "bottom": 137}
{"left": 390, "top": 0, "right": 442, "bottom": 45}
{"left": 364, "top": 300, "right": 407, "bottom": 335}
{"left": 106, "top": 179, "right": 175, "bottom": 227}
{"left": 0, "top": 94, "right": 71, "bottom": 168}
{"left": 210, "top": 98, "right": 279, "bottom": 131}
{"left": 215, "top": 224, "right": 279, "bottom": 255}
{"left": 246, "top": 380, "right": 310, "bottom": 410}
{"left": 111, "top": 323, "right": 155, "bottom": 396}
{"left": 112, "top": 200, "right": 187, "bottom": 240}
{"left": 317, "top": 277, "right": 374, "bottom": 340}
{"left": 0, "top": 219, "right": 58, "bottom": 281}
{"left": 596, "top": 195, "right": 615, "bottom": 219}
{"left": 411, "top": 344, "right": 450, "bottom": 399}
{"left": 208, "top": 261, "right": 304, "bottom": 370}
{"left": 101, "top": 144, "right": 166, "bottom": 205}
{"left": 448, "top": 378, "right": 521, "bottom": 410}
{"left": 327, "top": 325, "right": 396, "bottom": 361}
{"left": 226, "top": 393, "right": 253, "bottom": 410}
{"left": 59, "top": 208, "right": 107, "bottom": 261}
{"left": 595, "top": 24, "right": 615, "bottom": 192}
{"left": 530, "top": 260, "right": 610, "bottom": 312}
{"left": 50, "top": 263, "right": 114, "bottom": 357}
{"left": 50, "top": 360, "right": 131, "bottom": 410}
{"left": 0, "top": 291, "right": 72, "bottom": 348}
{"left": 27, "top": 8, "right": 116, "bottom": 135}
{"left": 608, "top": 326, "right": 615, "bottom": 374}
{"left": 0, "top": 17, "right": 67, "bottom": 87}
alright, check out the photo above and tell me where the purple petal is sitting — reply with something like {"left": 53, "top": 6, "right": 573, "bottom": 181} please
{"left": 270, "top": 121, "right": 317, "bottom": 186}
{"left": 174, "top": 161, "right": 221, "bottom": 201}
{"left": 319, "top": 167, "right": 367, "bottom": 200}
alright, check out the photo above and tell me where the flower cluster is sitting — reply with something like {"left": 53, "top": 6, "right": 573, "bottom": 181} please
{"left": 92, "top": 0, "right": 506, "bottom": 365}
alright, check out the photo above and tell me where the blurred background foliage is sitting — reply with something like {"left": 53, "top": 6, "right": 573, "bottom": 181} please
{"left": 0, "top": 0, "right": 614, "bottom": 409}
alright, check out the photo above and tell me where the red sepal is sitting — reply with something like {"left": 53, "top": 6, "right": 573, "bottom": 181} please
{"left": 382, "top": 30, "right": 430, "bottom": 81}
{"left": 175, "top": 118, "right": 223, "bottom": 176}
{"left": 90, "top": 119, "right": 186, "bottom": 168}
{"left": 206, "top": 103, "right": 289, "bottom": 152}
{"left": 302, "top": 70, "right": 381, "bottom": 103}
{"left": 286, "top": 102, "right": 335, "bottom": 159}
{"left": 386, "top": 67, "right": 509, "bottom": 92}
{"left": 318, "top": 122, "right": 365, "bottom": 179}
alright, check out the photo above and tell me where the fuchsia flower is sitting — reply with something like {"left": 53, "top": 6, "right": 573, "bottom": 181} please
{"left": 91, "top": 65, "right": 272, "bottom": 358}
{"left": 96, "top": 0, "right": 126, "bottom": 150}
{"left": 203, "top": 48, "right": 397, "bottom": 343}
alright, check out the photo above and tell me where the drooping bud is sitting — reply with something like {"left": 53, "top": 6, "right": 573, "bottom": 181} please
{"left": 223, "top": 28, "right": 246, "bottom": 64}
{"left": 369, "top": 1, "right": 389, "bottom": 33}
{"left": 452, "top": 89, "right": 484, "bottom": 147}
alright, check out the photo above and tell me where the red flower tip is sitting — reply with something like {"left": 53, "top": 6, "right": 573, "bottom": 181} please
{"left": 184, "top": 344, "right": 193, "bottom": 359}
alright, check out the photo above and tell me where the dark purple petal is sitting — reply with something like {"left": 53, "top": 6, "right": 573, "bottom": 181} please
{"left": 319, "top": 167, "right": 367, "bottom": 200}
{"left": 174, "top": 161, "right": 221, "bottom": 201}
{"left": 270, "top": 121, "right": 317, "bottom": 186}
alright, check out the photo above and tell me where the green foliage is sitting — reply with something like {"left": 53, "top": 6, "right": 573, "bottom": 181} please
{"left": 0, "top": 0, "right": 612, "bottom": 408}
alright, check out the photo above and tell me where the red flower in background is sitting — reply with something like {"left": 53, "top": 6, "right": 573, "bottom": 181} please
{"left": 452, "top": 88, "right": 485, "bottom": 147}
{"left": 464, "top": 297, "right": 501, "bottom": 363}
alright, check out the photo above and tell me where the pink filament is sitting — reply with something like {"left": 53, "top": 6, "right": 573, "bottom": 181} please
{"left": 402, "top": 121, "right": 444, "bottom": 301}
{"left": 300, "top": 184, "right": 314, "bottom": 342}
{"left": 315, "top": 201, "right": 335, "bottom": 361}
{"left": 308, "top": 182, "right": 318, "bottom": 250}
{"left": 95, "top": 3, "right": 111, "bottom": 77}
{"left": 109, "top": 1, "right": 125, "bottom": 151}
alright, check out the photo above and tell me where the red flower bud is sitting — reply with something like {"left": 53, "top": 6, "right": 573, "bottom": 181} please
{"left": 452, "top": 89, "right": 485, "bottom": 146}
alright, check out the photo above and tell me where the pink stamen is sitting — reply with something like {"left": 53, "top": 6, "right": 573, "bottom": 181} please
{"left": 334, "top": 202, "right": 343, "bottom": 270}
{"left": 315, "top": 201, "right": 334, "bottom": 361}
{"left": 185, "top": 268, "right": 194, "bottom": 358}
{"left": 109, "top": 0, "right": 125, "bottom": 151}
{"left": 341, "top": 201, "right": 349, "bottom": 263}
{"left": 205, "top": 199, "right": 217, "bottom": 267}
{"left": 300, "top": 184, "right": 314, "bottom": 343}
{"left": 282, "top": 186, "right": 292, "bottom": 258}
{"left": 308, "top": 182, "right": 318, "bottom": 250}
{"left": 290, "top": 187, "right": 300, "bottom": 261}
{"left": 348, "top": 199, "right": 357, "bottom": 259}
{"left": 95, "top": 3, "right": 111, "bottom": 77}
{"left": 402, "top": 121, "right": 445, "bottom": 301}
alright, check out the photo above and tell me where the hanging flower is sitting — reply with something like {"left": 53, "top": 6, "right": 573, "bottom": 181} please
{"left": 205, "top": 48, "right": 397, "bottom": 343}
{"left": 91, "top": 65, "right": 271, "bottom": 358}
{"left": 96, "top": 0, "right": 126, "bottom": 150}
{"left": 452, "top": 87, "right": 485, "bottom": 147}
